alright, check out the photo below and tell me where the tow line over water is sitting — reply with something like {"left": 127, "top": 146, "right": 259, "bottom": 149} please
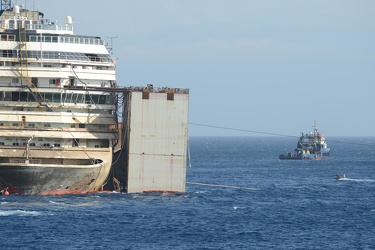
{"left": 186, "top": 182, "right": 260, "bottom": 191}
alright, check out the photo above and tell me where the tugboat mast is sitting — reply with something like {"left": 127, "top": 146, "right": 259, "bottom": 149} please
{"left": 313, "top": 120, "right": 319, "bottom": 136}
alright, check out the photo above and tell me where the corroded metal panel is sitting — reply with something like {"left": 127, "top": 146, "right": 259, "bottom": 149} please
{"left": 126, "top": 91, "right": 189, "bottom": 193}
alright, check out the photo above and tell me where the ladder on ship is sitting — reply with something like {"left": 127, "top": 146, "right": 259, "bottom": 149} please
{"left": 18, "top": 26, "right": 53, "bottom": 110}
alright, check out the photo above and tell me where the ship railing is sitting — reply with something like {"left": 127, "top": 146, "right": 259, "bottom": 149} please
{"left": 0, "top": 58, "right": 115, "bottom": 69}
{"left": 0, "top": 126, "right": 117, "bottom": 132}
{"left": 33, "top": 58, "right": 114, "bottom": 67}
{"left": 42, "top": 59, "right": 114, "bottom": 66}
{"left": 38, "top": 24, "right": 73, "bottom": 31}
{"left": 0, "top": 21, "right": 73, "bottom": 32}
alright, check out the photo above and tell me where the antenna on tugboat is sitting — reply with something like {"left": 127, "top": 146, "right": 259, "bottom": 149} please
{"left": 313, "top": 120, "right": 318, "bottom": 136}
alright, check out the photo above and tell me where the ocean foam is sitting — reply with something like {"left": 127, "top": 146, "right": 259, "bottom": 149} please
{"left": 0, "top": 210, "right": 42, "bottom": 217}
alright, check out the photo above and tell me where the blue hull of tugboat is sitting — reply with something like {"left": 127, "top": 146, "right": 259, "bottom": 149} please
{"left": 279, "top": 154, "right": 328, "bottom": 160}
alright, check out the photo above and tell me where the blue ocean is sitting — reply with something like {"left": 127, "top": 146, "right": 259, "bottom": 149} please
{"left": 1, "top": 136, "right": 375, "bottom": 249}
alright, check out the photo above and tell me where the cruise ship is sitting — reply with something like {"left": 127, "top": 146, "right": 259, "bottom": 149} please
{"left": 0, "top": 2, "right": 119, "bottom": 194}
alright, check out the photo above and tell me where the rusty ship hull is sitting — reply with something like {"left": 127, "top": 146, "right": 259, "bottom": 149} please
{"left": 0, "top": 147, "right": 114, "bottom": 195}
{"left": 0, "top": 163, "right": 107, "bottom": 195}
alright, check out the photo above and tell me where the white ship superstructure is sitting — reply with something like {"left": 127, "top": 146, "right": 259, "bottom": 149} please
{"left": 0, "top": 3, "right": 119, "bottom": 194}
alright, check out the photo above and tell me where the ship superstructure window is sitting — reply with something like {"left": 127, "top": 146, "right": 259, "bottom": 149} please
{"left": 19, "top": 92, "right": 28, "bottom": 101}
{"left": 8, "top": 20, "right": 15, "bottom": 29}
{"left": 31, "top": 78, "right": 38, "bottom": 87}
{"left": 50, "top": 79, "right": 61, "bottom": 87}
{"left": 12, "top": 78, "right": 19, "bottom": 84}
{"left": 45, "top": 93, "right": 61, "bottom": 103}
{"left": 29, "top": 35, "right": 104, "bottom": 45}
{"left": 28, "top": 124, "right": 36, "bottom": 127}
{"left": 1, "top": 34, "right": 15, "bottom": 41}
{"left": 43, "top": 93, "right": 51, "bottom": 102}
{"left": 0, "top": 91, "right": 115, "bottom": 105}
{"left": 2, "top": 92, "right": 11, "bottom": 101}
{"left": 12, "top": 143, "right": 19, "bottom": 146}
{"left": 99, "top": 95, "right": 106, "bottom": 104}
{"left": 2, "top": 50, "right": 15, "bottom": 58}
{"left": 85, "top": 53, "right": 100, "bottom": 62}
{"left": 11, "top": 92, "right": 20, "bottom": 101}
{"left": 23, "top": 51, "right": 111, "bottom": 62}
{"left": 85, "top": 94, "right": 93, "bottom": 104}
{"left": 106, "top": 95, "right": 115, "bottom": 105}
{"left": 24, "top": 20, "right": 31, "bottom": 29}
{"left": 31, "top": 35, "right": 59, "bottom": 43}
{"left": 0, "top": 142, "right": 4, "bottom": 145}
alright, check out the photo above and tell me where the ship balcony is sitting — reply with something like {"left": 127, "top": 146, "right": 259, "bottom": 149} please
{"left": 0, "top": 57, "right": 115, "bottom": 68}
{"left": 0, "top": 126, "right": 118, "bottom": 135}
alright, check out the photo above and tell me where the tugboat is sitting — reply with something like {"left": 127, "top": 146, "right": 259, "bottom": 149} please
{"left": 279, "top": 122, "right": 330, "bottom": 160}
{"left": 334, "top": 174, "right": 348, "bottom": 180}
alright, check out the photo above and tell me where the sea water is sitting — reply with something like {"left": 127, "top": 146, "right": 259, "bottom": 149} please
{"left": 1, "top": 136, "right": 375, "bottom": 249}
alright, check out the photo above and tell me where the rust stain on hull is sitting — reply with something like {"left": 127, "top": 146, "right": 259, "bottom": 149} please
{"left": 0, "top": 163, "right": 110, "bottom": 195}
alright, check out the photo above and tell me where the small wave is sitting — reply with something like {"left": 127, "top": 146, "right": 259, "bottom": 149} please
{"left": 0, "top": 210, "right": 42, "bottom": 217}
{"left": 195, "top": 191, "right": 206, "bottom": 194}
{"left": 233, "top": 206, "right": 246, "bottom": 210}
{"left": 49, "top": 200, "right": 65, "bottom": 205}
{"left": 343, "top": 178, "right": 375, "bottom": 182}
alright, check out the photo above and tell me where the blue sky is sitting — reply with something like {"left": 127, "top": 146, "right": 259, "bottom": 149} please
{"left": 34, "top": 0, "right": 375, "bottom": 136}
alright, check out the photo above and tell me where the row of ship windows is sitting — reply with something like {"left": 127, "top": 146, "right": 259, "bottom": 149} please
{"left": 1, "top": 91, "right": 116, "bottom": 105}
{"left": 0, "top": 50, "right": 111, "bottom": 62}
{"left": 1, "top": 34, "right": 105, "bottom": 46}
{"left": 0, "top": 142, "right": 60, "bottom": 147}
{"left": 0, "top": 122, "right": 109, "bottom": 130}
{"left": 0, "top": 142, "right": 107, "bottom": 148}
{"left": 0, "top": 61, "right": 112, "bottom": 71}
{"left": 29, "top": 35, "right": 105, "bottom": 45}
